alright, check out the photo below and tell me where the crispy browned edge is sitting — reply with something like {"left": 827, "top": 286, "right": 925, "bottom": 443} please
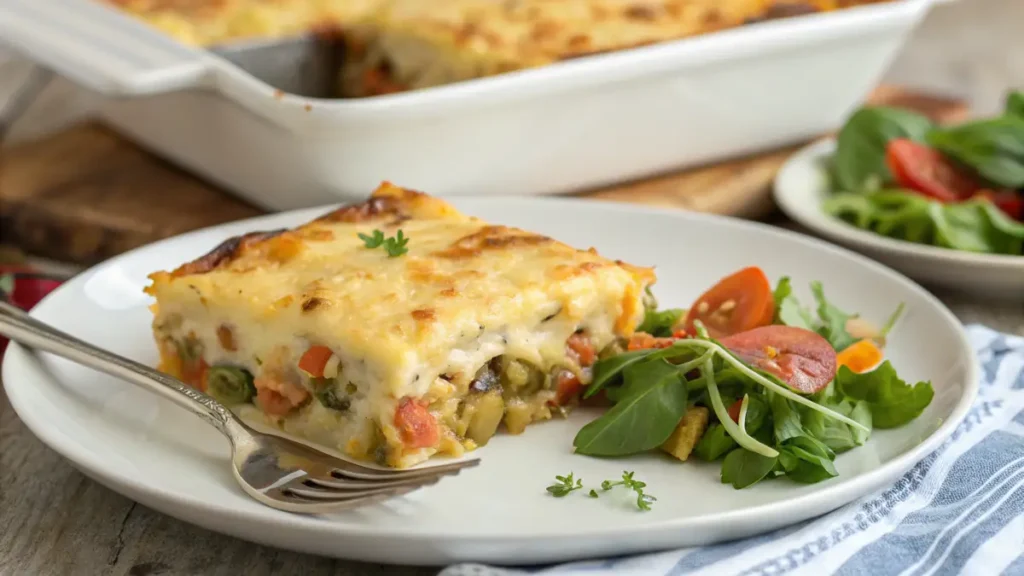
{"left": 160, "top": 182, "right": 424, "bottom": 278}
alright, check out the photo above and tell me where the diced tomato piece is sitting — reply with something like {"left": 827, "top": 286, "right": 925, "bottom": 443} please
{"left": 719, "top": 325, "right": 838, "bottom": 394}
{"left": 683, "top": 267, "right": 774, "bottom": 339}
{"left": 566, "top": 333, "right": 597, "bottom": 367}
{"left": 727, "top": 398, "right": 743, "bottom": 424}
{"left": 394, "top": 398, "right": 439, "bottom": 449}
{"left": 554, "top": 370, "right": 584, "bottom": 405}
{"left": 298, "top": 345, "right": 334, "bottom": 378}
{"left": 886, "top": 139, "right": 979, "bottom": 202}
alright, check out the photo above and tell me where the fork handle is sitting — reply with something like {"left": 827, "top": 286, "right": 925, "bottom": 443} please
{"left": 0, "top": 300, "right": 237, "bottom": 436}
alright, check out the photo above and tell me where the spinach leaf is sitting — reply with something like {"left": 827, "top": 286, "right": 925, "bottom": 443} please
{"left": 927, "top": 116, "right": 1024, "bottom": 189}
{"left": 778, "top": 445, "right": 839, "bottom": 484}
{"left": 769, "top": 392, "right": 804, "bottom": 443}
{"left": 849, "top": 400, "right": 873, "bottom": 445}
{"left": 637, "top": 308, "right": 685, "bottom": 338}
{"left": 810, "top": 281, "right": 858, "bottom": 352}
{"left": 824, "top": 190, "right": 1024, "bottom": 256}
{"left": 833, "top": 107, "right": 934, "bottom": 193}
{"left": 1007, "top": 90, "right": 1024, "bottom": 118}
{"left": 573, "top": 359, "right": 688, "bottom": 456}
{"left": 833, "top": 362, "right": 934, "bottom": 428}
{"left": 721, "top": 448, "right": 778, "bottom": 489}
{"left": 694, "top": 424, "right": 736, "bottom": 461}
{"left": 773, "top": 277, "right": 814, "bottom": 330}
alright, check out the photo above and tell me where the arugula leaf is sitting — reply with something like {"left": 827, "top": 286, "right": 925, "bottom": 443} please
{"left": 810, "top": 281, "right": 858, "bottom": 352}
{"left": 927, "top": 116, "right": 1024, "bottom": 189}
{"left": 833, "top": 362, "right": 934, "bottom": 428}
{"left": 573, "top": 359, "right": 688, "bottom": 456}
{"left": 849, "top": 400, "right": 873, "bottom": 445}
{"left": 694, "top": 423, "right": 737, "bottom": 461}
{"left": 833, "top": 106, "right": 934, "bottom": 193}
{"left": 769, "top": 392, "right": 804, "bottom": 443}
{"left": 1008, "top": 90, "right": 1024, "bottom": 118}
{"left": 637, "top": 308, "right": 685, "bottom": 337}
{"left": 584, "top": 342, "right": 696, "bottom": 399}
{"left": 721, "top": 448, "right": 778, "bottom": 489}
{"left": 773, "top": 277, "right": 814, "bottom": 330}
{"left": 778, "top": 445, "right": 839, "bottom": 484}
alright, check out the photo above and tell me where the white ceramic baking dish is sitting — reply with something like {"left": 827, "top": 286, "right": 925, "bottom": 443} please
{"left": 0, "top": 0, "right": 941, "bottom": 212}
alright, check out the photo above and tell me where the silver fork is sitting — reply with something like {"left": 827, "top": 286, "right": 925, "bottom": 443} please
{"left": 0, "top": 299, "right": 479, "bottom": 513}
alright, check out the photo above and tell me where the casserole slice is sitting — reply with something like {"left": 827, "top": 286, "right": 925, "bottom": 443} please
{"left": 146, "top": 183, "right": 655, "bottom": 467}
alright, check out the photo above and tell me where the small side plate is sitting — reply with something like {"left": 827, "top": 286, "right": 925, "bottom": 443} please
{"left": 774, "top": 138, "right": 1024, "bottom": 300}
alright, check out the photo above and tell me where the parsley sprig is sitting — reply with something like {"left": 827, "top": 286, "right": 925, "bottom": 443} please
{"left": 358, "top": 229, "right": 409, "bottom": 257}
{"left": 546, "top": 472, "right": 583, "bottom": 497}
{"left": 600, "top": 471, "right": 656, "bottom": 511}
{"left": 545, "top": 471, "right": 654, "bottom": 510}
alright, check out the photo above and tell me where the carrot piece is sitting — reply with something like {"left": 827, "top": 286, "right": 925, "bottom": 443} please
{"left": 566, "top": 333, "right": 597, "bottom": 367}
{"left": 298, "top": 345, "right": 334, "bottom": 378}
{"left": 836, "top": 339, "right": 884, "bottom": 373}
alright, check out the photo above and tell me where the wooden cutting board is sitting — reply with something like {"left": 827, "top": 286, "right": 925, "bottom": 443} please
{"left": 0, "top": 86, "right": 968, "bottom": 266}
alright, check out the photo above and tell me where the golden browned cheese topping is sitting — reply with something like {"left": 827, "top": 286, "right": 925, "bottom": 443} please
{"left": 146, "top": 182, "right": 656, "bottom": 400}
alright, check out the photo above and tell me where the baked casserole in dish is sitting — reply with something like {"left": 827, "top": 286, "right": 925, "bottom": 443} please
{"left": 146, "top": 183, "right": 655, "bottom": 467}
{"left": 106, "top": 0, "right": 896, "bottom": 96}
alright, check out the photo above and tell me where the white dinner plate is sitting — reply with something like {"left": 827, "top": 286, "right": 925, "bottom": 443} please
{"left": 774, "top": 138, "right": 1024, "bottom": 301}
{"left": 2, "top": 197, "right": 977, "bottom": 566}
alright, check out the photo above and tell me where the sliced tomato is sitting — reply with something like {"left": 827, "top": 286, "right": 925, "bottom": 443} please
{"left": 727, "top": 398, "right": 743, "bottom": 424}
{"left": 566, "top": 333, "right": 597, "bottom": 367}
{"left": 719, "top": 325, "right": 837, "bottom": 394}
{"left": 554, "top": 370, "right": 585, "bottom": 405}
{"left": 975, "top": 190, "right": 1024, "bottom": 221}
{"left": 886, "top": 139, "right": 979, "bottom": 202}
{"left": 394, "top": 397, "right": 439, "bottom": 449}
{"left": 298, "top": 345, "right": 334, "bottom": 378}
{"left": 683, "top": 266, "right": 774, "bottom": 339}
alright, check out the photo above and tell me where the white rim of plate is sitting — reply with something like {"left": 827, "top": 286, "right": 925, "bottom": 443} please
{"left": 2, "top": 196, "right": 980, "bottom": 545}
{"left": 774, "top": 138, "right": 1024, "bottom": 269}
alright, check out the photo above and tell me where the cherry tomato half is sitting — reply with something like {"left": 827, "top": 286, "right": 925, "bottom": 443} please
{"left": 683, "top": 266, "right": 774, "bottom": 339}
{"left": 719, "top": 325, "right": 838, "bottom": 394}
{"left": 886, "top": 139, "right": 979, "bottom": 202}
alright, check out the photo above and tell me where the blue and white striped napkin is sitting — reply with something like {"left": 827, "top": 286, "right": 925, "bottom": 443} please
{"left": 442, "top": 325, "right": 1024, "bottom": 576}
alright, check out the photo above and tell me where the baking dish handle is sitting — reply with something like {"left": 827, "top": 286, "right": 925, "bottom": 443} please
{"left": 0, "top": 0, "right": 212, "bottom": 96}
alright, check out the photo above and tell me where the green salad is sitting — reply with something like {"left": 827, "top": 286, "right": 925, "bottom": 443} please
{"left": 823, "top": 90, "right": 1024, "bottom": 256}
{"left": 564, "top": 266, "right": 934, "bottom": 493}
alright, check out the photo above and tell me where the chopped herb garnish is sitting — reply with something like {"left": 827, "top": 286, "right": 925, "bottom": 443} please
{"left": 589, "top": 489, "right": 599, "bottom": 498}
{"left": 601, "top": 471, "right": 656, "bottom": 511}
{"left": 546, "top": 472, "right": 584, "bottom": 497}
{"left": 358, "top": 229, "right": 410, "bottom": 257}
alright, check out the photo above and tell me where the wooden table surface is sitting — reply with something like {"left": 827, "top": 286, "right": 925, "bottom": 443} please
{"left": 2, "top": 0, "right": 1023, "bottom": 574}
